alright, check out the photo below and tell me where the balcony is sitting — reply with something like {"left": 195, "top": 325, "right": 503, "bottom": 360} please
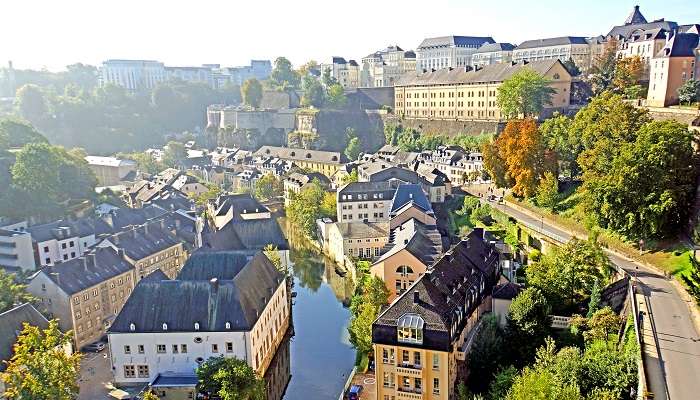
{"left": 396, "top": 364, "right": 423, "bottom": 377}
{"left": 396, "top": 387, "right": 424, "bottom": 400}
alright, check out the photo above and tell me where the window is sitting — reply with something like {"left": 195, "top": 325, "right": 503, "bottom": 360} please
{"left": 181, "top": 344, "right": 188, "bottom": 353}
{"left": 62, "top": 243, "right": 67, "bottom": 249}
{"left": 156, "top": 344, "right": 166, "bottom": 353}
{"left": 137, "top": 365, "right": 149, "bottom": 378}
{"left": 138, "top": 345, "right": 145, "bottom": 354}
{"left": 433, "top": 353, "right": 439, "bottom": 370}
{"left": 172, "top": 344, "right": 178, "bottom": 353}
{"left": 124, "top": 345, "right": 131, "bottom": 354}
{"left": 124, "top": 365, "right": 135, "bottom": 378}
{"left": 414, "top": 351, "right": 421, "bottom": 366}
{"left": 43, "top": 246, "right": 49, "bottom": 253}
{"left": 226, "top": 342, "right": 234, "bottom": 353}
{"left": 433, "top": 378, "right": 440, "bottom": 394}
{"left": 396, "top": 265, "right": 414, "bottom": 276}
{"left": 212, "top": 344, "right": 219, "bottom": 353}
{"left": 397, "top": 314, "right": 424, "bottom": 344}
{"left": 402, "top": 350, "right": 409, "bottom": 364}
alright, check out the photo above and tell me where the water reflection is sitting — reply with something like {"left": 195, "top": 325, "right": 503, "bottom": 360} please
{"left": 265, "top": 334, "right": 291, "bottom": 400}
{"left": 280, "top": 219, "right": 357, "bottom": 400}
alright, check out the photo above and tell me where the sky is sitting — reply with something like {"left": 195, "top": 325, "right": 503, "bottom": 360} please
{"left": 1, "top": 0, "right": 698, "bottom": 71}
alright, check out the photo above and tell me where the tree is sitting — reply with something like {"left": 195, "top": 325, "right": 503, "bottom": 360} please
{"left": 506, "top": 287, "right": 551, "bottom": 365}
{"left": 15, "top": 84, "right": 48, "bottom": 125}
{"left": 348, "top": 274, "right": 388, "bottom": 357}
{"left": 497, "top": 69, "right": 556, "bottom": 119}
{"left": 539, "top": 113, "right": 580, "bottom": 178}
{"left": 482, "top": 140, "right": 510, "bottom": 188}
{"left": 263, "top": 244, "right": 284, "bottom": 275}
{"left": 320, "top": 191, "right": 337, "bottom": 218}
{"left": 345, "top": 136, "right": 361, "bottom": 161}
{"left": 254, "top": 173, "right": 282, "bottom": 200}
{"left": 678, "top": 79, "right": 700, "bottom": 105}
{"left": 301, "top": 75, "right": 325, "bottom": 108}
{"left": 1, "top": 320, "right": 81, "bottom": 400}
{"left": 285, "top": 179, "right": 327, "bottom": 237}
{"left": 562, "top": 58, "right": 581, "bottom": 77}
{"left": 326, "top": 83, "right": 347, "bottom": 108}
{"left": 0, "top": 118, "right": 48, "bottom": 150}
{"left": 321, "top": 67, "right": 338, "bottom": 87}
{"left": 162, "top": 141, "right": 187, "bottom": 168}
{"left": 506, "top": 366, "right": 582, "bottom": 400}
{"left": 241, "top": 78, "right": 263, "bottom": 108}
{"left": 348, "top": 302, "right": 377, "bottom": 356}
{"left": 588, "top": 39, "right": 618, "bottom": 95}
{"left": 116, "top": 151, "right": 164, "bottom": 175}
{"left": 488, "top": 366, "right": 518, "bottom": 400}
{"left": 270, "top": 57, "right": 300, "bottom": 90}
{"left": 580, "top": 120, "right": 698, "bottom": 239}
{"left": 612, "top": 56, "right": 643, "bottom": 93}
{"left": 0, "top": 270, "right": 35, "bottom": 313}
{"left": 586, "top": 279, "right": 601, "bottom": 318}
{"left": 196, "top": 355, "right": 265, "bottom": 400}
{"left": 342, "top": 169, "right": 358, "bottom": 184}
{"left": 535, "top": 171, "right": 559, "bottom": 209}
{"left": 467, "top": 315, "right": 505, "bottom": 393}
{"left": 142, "top": 391, "right": 159, "bottom": 400}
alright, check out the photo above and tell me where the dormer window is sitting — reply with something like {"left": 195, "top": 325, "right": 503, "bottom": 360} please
{"left": 130, "top": 323, "right": 136, "bottom": 332}
{"left": 290, "top": 151, "right": 295, "bottom": 157}
{"left": 306, "top": 153, "right": 312, "bottom": 159}
{"left": 162, "top": 323, "right": 168, "bottom": 331}
{"left": 194, "top": 322, "right": 200, "bottom": 331}
{"left": 397, "top": 313, "right": 424, "bottom": 344}
{"left": 225, "top": 322, "right": 231, "bottom": 330}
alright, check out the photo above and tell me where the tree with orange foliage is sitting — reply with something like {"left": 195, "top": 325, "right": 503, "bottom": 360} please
{"left": 483, "top": 119, "right": 554, "bottom": 198}
{"left": 613, "top": 55, "right": 643, "bottom": 94}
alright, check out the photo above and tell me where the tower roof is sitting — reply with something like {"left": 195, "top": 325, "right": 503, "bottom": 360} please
{"left": 625, "top": 5, "right": 648, "bottom": 25}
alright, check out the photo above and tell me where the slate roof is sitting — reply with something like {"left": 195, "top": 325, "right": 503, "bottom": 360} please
{"left": 338, "top": 181, "right": 398, "bottom": 201}
{"left": 624, "top": 5, "right": 648, "bottom": 25}
{"left": 151, "top": 374, "right": 199, "bottom": 388}
{"left": 109, "top": 252, "right": 283, "bottom": 333}
{"left": 390, "top": 184, "right": 432, "bottom": 214}
{"left": 109, "top": 222, "right": 181, "bottom": 261}
{"left": 492, "top": 282, "right": 521, "bottom": 300}
{"left": 418, "top": 36, "right": 495, "bottom": 49}
{"left": 607, "top": 20, "right": 678, "bottom": 40}
{"left": 373, "top": 229, "right": 500, "bottom": 351}
{"left": 396, "top": 59, "right": 565, "bottom": 87}
{"left": 37, "top": 246, "right": 133, "bottom": 295}
{"left": 657, "top": 32, "right": 700, "bottom": 57}
{"left": 376, "top": 218, "right": 442, "bottom": 266}
{"left": 85, "top": 156, "right": 136, "bottom": 167}
{"left": 27, "top": 218, "right": 110, "bottom": 242}
{"left": 178, "top": 252, "right": 251, "bottom": 281}
{"left": 254, "top": 146, "right": 345, "bottom": 164}
{"left": 286, "top": 172, "right": 330, "bottom": 188}
{"left": 516, "top": 36, "right": 589, "bottom": 50}
{"left": 200, "top": 219, "right": 288, "bottom": 251}
{"left": 0, "top": 303, "right": 50, "bottom": 371}
{"left": 475, "top": 42, "right": 516, "bottom": 53}
{"left": 335, "top": 221, "right": 390, "bottom": 239}
{"left": 210, "top": 194, "right": 268, "bottom": 219}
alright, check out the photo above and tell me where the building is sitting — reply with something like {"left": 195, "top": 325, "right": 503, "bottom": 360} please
{"left": 85, "top": 156, "right": 137, "bottom": 187}
{"left": 207, "top": 194, "right": 271, "bottom": 230}
{"left": 165, "top": 66, "right": 213, "bottom": 86}
{"left": 0, "top": 228, "right": 36, "bottom": 272}
{"left": 99, "top": 221, "right": 188, "bottom": 281}
{"left": 370, "top": 218, "right": 443, "bottom": 302}
{"left": 357, "top": 159, "right": 448, "bottom": 204}
{"left": 320, "top": 57, "right": 361, "bottom": 89}
{"left": 170, "top": 174, "right": 209, "bottom": 197}
{"left": 253, "top": 146, "right": 346, "bottom": 178}
{"left": 471, "top": 43, "right": 516, "bottom": 68}
{"left": 394, "top": 59, "right": 572, "bottom": 121}
{"left": 417, "top": 146, "right": 485, "bottom": 186}
{"left": 646, "top": 32, "right": 700, "bottom": 107}
{"left": 107, "top": 252, "right": 289, "bottom": 388}
{"left": 512, "top": 36, "right": 591, "bottom": 69}
{"left": 416, "top": 36, "right": 495, "bottom": 72}
{"left": 27, "top": 246, "right": 137, "bottom": 349}
{"left": 337, "top": 181, "right": 398, "bottom": 223}
{"left": 225, "top": 60, "right": 273, "bottom": 86}
{"left": 372, "top": 229, "right": 501, "bottom": 400}
{"left": 27, "top": 218, "right": 108, "bottom": 267}
{"left": 361, "top": 45, "right": 417, "bottom": 87}
{"left": 100, "top": 60, "right": 166, "bottom": 92}
{"left": 325, "top": 221, "right": 390, "bottom": 265}
{"left": 283, "top": 171, "right": 331, "bottom": 206}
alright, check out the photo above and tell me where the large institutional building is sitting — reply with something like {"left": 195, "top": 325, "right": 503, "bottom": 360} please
{"left": 393, "top": 59, "right": 572, "bottom": 121}
{"left": 416, "top": 36, "right": 495, "bottom": 71}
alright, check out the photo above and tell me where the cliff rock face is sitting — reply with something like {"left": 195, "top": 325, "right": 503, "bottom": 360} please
{"left": 288, "top": 109, "right": 386, "bottom": 153}
{"left": 382, "top": 114, "right": 503, "bottom": 137}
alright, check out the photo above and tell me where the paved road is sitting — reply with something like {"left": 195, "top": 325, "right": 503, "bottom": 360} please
{"left": 487, "top": 199, "right": 700, "bottom": 400}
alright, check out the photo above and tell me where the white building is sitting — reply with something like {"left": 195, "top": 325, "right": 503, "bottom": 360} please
{"left": 107, "top": 252, "right": 289, "bottom": 387}
{"left": 417, "top": 146, "right": 485, "bottom": 186}
{"left": 85, "top": 156, "right": 137, "bottom": 187}
{"left": 512, "top": 36, "right": 591, "bottom": 70}
{"left": 361, "top": 45, "right": 417, "bottom": 87}
{"left": 0, "top": 228, "right": 36, "bottom": 272}
{"left": 320, "top": 57, "right": 361, "bottom": 89}
{"left": 337, "top": 181, "right": 398, "bottom": 223}
{"left": 27, "top": 220, "right": 100, "bottom": 267}
{"left": 416, "top": 36, "right": 495, "bottom": 72}
{"left": 100, "top": 60, "right": 166, "bottom": 92}
{"left": 471, "top": 43, "right": 516, "bottom": 68}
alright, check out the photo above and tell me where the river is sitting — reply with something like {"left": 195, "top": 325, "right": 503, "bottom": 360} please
{"left": 281, "top": 221, "right": 357, "bottom": 400}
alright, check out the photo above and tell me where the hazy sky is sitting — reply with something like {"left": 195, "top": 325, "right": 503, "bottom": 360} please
{"left": 2, "top": 0, "right": 698, "bottom": 71}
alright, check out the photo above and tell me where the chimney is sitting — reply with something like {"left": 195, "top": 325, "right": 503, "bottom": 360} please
{"left": 175, "top": 219, "right": 181, "bottom": 230}
{"left": 210, "top": 277, "right": 219, "bottom": 293}
{"left": 83, "top": 256, "right": 89, "bottom": 272}
{"left": 160, "top": 219, "right": 166, "bottom": 230}
{"left": 117, "top": 248, "right": 126, "bottom": 259}
{"left": 112, "top": 234, "right": 120, "bottom": 245}
{"left": 413, "top": 290, "right": 420, "bottom": 304}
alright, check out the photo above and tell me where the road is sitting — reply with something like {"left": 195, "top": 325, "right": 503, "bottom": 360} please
{"left": 487, "top": 198, "right": 700, "bottom": 400}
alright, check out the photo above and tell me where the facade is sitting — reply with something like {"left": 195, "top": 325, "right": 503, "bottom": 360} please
{"left": 337, "top": 181, "right": 398, "bottom": 223}
{"left": 107, "top": 252, "right": 289, "bottom": 386}
{"left": 170, "top": 174, "right": 209, "bottom": 197}
{"left": 372, "top": 229, "right": 501, "bottom": 400}
{"left": 27, "top": 246, "right": 137, "bottom": 349}
{"left": 253, "top": 146, "right": 345, "bottom": 178}
{"left": 320, "top": 57, "right": 361, "bottom": 89}
{"left": 283, "top": 171, "right": 331, "bottom": 206}
{"left": 207, "top": 194, "right": 271, "bottom": 230}
{"left": 100, "top": 60, "right": 166, "bottom": 92}
{"left": 417, "top": 146, "right": 485, "bottom": 186}
{"left": 0, "top": 228, "right": 36, "bottom": 272}
{"left": 647, "top": 32, "right": 700, "bottom": 107}
{"left": 394, "top": 59, "right": 572, "bottom": 121}
{"left": 513, "top": 36, "right": 591, "bottom": 69}
{"left": 357, "top": 159, "right": 448, "bottom": 204}
{"left": 416, "top": 36, "right": 495, "bottom": 71}
{"left": 27, "top": 219, "right": 104, "bottom": 267}
{"left": 326, "top": 221, "right": 390, "bottom": 265}
{"left": 361, "top": 46, "right": 417, "bottom": 87}
{"left": 85, "top": 156, "right": 137, "bottom": 186}
{"left": 471, "top": 43, "right": 516, "bottom": 68}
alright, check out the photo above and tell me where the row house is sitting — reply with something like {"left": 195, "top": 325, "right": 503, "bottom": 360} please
{"left": 337, "top": 181, "right": 398, "bottom": 223}
{"left": 357, "top": 159, "right": 449, "bottom": 204}
{"left": 27, "top": 218, "right": 108, "bottom": 267}
{"left": 253, "top": 146, "right": 345, "bottom": 178}
{"left": 361, "top": 45, "right": 417, "bottom": 87}
{"left": 471, "top": 43, "right": 516, "bottom": 68}
{"left": 512, "top": 36, "right": 591, "bottom": 70}
{"left": 417, "top": 146, "right": 485, "bottom": 186}
{"left": 647, "top": 31, "right": 700, "bottom": 107}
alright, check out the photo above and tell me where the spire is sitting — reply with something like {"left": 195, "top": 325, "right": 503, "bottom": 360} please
{"left": 624, "top": 5, "right": 647, "bottom": 25}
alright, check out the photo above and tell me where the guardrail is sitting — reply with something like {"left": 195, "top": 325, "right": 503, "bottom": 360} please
{"left": 337, "top": 366, "right": 358, "bottom": 400}
{"left": 630, "top": 282, "right": 650, "bottom": 400}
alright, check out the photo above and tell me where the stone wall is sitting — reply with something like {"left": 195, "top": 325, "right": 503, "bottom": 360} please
{"left": 644, "top": 106, "right": 700, "bottom": 126}
{"left": 288, "top": 109, "right": 386, "bottom": 153}
{"left": 382, "top": 115, "right": 504, "bottom": 137}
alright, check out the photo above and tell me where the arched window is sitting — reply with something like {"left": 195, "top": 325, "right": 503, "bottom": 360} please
{"left": 396, "top": 265, "right": 414, "bottom": 276}
{"left": 225, "top": 322, "right": 231, "bottom": 330}
{"left": 129, "top": 323, "right": 136, "bottom": 332}
{"left": 194, "top": 322, "right": 200, "bottom": 331}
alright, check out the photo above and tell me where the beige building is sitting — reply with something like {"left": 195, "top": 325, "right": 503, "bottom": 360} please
{"left": 283, "top": 171, "right": 331, "bottom": 206}
{"left": 394, "top": 59, "right": 572, "bottom": 121}
{"left": 337, "top": 181, "right": 398, "bottom": 223}
{"left": 326, "top": 221, "right": 390, "bottom": 266}
{"left": 512, "top": 36, "right": 591, "bottom": 70}
{"left": 362, "top": 45, "right": 417, "bottom": 87}
{"left": 85, "top": 156, "right": 137, "bottom": 187}
{"left": 471, "top": 42, "right": 515, "bottom": 68}
{"left": 647, "top": 32, "right": 700, "bottom": 107}
{"left": 27, "top": 246, "right": 137, "bottom": 349}
{"left": 253, "top": 146, "right": 345, "bottom": 178}
{"left": 372, "top": 230, "right": 501, "bottom": 400}
{"left": 320, "top": 57, "right": 361, "bottom": 89}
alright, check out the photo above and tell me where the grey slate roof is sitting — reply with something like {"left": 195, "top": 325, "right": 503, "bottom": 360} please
{"left": 492, "top": 282, "right": 521, "bottom": 300}
{"left": 0, "top": 303, "right": 49, "bottom": 371}
{"left": 607, "top": 20, "right": 678, "bottom": 40}
{"left": 373, "top": 229, "right": 499, "bottom": 351}
{"left": 178, "top": 252, "right": 251, "bottom": 281}
{"left": 376, "top": 218, "right": 442, "bottom": 266}
{"left": 475, "top": 42, "right": 516, "bottom": 53}
{"left": 657, "top": 32, "right": 700, "bottom": 57}
{"left": 200, "top": 218, "right": 288, "bottom": 251}
{"left": 210, "top": 194, "right": 268, "bottom": 219}
{"left": 109, "top": 222, "right": 181, "bottom": 261}
{"left": 390, "top": 184, "right": 432, "bottom": 214}
{"left": 418, "top": 36, "right": 495, "bottom": 49}
{"left": 624, "top": 5, "right": 648, "bottom": 25}
{"left": 109, "top": 252, "right": 283, "bottom": 333}
{"left": 335, "top": 221, "right": 389, "bottom": 239}
{"left": 254, "top": 146, "right": 344, "bottom": 164}
{"left": 396, "top": 59, "right": 565, "bottom": 87}
{"left": 27, "top": 218, "right": 110, "bottom": 242}
{"left": 338, "top": 181, "right": 398, "bottom": 201}
{"left": 38, "top": 246, "right": 133, "bottom": 295}
{"left": 516, "top": 36, "right": 589, "bottom": 50}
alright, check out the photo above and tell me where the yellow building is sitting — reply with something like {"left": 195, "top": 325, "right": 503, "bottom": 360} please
{"left": 372, "top": 229, "right": 501, "bottom": 400}
{"left": 647, "top": 32, "right": 700, "bottom": 107}
{"left": 394, "top": 59, "right": 571, "bottom": 121}
{"left": 253, "top": 146, "right": 346, "bottom": 178}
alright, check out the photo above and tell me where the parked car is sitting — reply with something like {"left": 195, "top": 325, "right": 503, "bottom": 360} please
{"left": 81, "top": 341, "right": 106, "bottom": 353}
{"left": 348, "top": 384, "right": 363, "bottom": 400}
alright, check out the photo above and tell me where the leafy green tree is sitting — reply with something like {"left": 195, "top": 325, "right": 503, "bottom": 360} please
{"left": 348, "top": 302, "right": 377, "bottom": 356}
{"left": 270, "top": 57, "right": 300, "bottom": 89}
{"left": 142, "top": 391, "right": 159, "bottom": 400}
{"left": 254, "top": 173, "right": 282, "bottom": 200}
{"left": 488, "top": 366, "right": 518, "bottom": 400}
{"left": 470, "top": 204, "right": 492, "bottom": 226}
{"left": 586, "top": 279, "right": 601, "bottom": 318}
{"left": 326, "top": 84, "right": 347, "bottom": 108}
{"left": 497, "top": 69, "right": 556, "bottom": 119}
{"left": 162, "top": 141, "right": 187, "bottom": 168}
{"left": 192, "top": 184, "right": 221, "bottom": 207}
{"left": 241, "top": 78, "right": 263, "bottom": 108}
{"left": 116, "top": 151, "right": 164, "bottom": 175}
{"left": 263, "top": 244, "right": 284, "bottom": 275}
{"left": 321, "top": 67, "right": 338, "bottom": 87}
{"left": 0, "top": 118, "right": 48, "bottom": 150}
{"left": 588, "top": 39, "right": 618, "bottom": 95}
{"left": 0, "top": 270, "right": 36, "bottom": 313}
{"left": 342, "top": 169, "right": 358, "bottom": 185}
{"left": 15, "top": 84, "right": 48, "bottom": 126}
{"left": 1, "top": 320, "right": 82, "bottom": 400}
{"left": 348, "top": 274, "right": 388, "bottom": 357}
{"left": 612, "top": 56, "right": 643, "bottom": 93}
{"left": 344, "top": 136, "right": 361, "bottom": 161}
{"left": 467, "top": 315, "right": 505, "bottom": 393}
{"left": 539, "top": 114, "right": 579, "bottom": 178}
{"left": 562, "top": 58, "right": 581, "bottom": 77}
{"left": 506, "top": 287, "right": 551, "bottom": 365}
{"left": 535, "top": 171, "right": 559, "bottom": 209}
{"left": 301, "top": 75, "right": 325, "bottom": 108}
{"left": 285, "top": 179, "right": 328, "bottom": 237}
{"left": 506, "top": 366, "right": 582, "bottom": 400}
{"left": 681, "top": 255, "right": 700, "bottom": 304}
{"left": 196, "top": 355, "right": 265, "bottom": 400}
{"left": 678, "top": 79, "right": 700, "bottom": 105}
{"left": 580, "top": 120, "right": 698, "bottom": 239}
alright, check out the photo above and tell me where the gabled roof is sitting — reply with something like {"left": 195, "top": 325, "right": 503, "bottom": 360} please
{"left": 390, "top": 184, "right": 432, "bottom": 214}
{"left": 418, "top": 36, "right": 495, "bottom": 49}
{"left": 254, "top": 146, "right": 344, "bottom": 164}
{"left": 210, "top": 194, "right": 268, "bottom": 219}
{"left": 376, "top": 218, "right": 442, "bottom": 266}
{"left": 108, "top": 222, "right": 181, "bottom": 261}
{"left": 109, "top": 252, "right": 283, "bottom": 333}
{"left": 178, "top": 252, "right": 251, "bottom": 281}
{"left": 0, "top": 303, "right": 49, "bottom": 370}
{"left": 656, "top": 32, "right": 700, "bottom": 57}
{"left": 607, "top": 20, "right": 678, "bottom": 40}
{"left": 27, "top": 218, "right": 110, "bottom": 242}
{"left": 338, "top": 180, "right": 398, "bottom": 199}
{"left": 200, "top": 219, "right": 288, "bottom": 251}
{"left": 516, "top": 36, "right": 589, "bottom": 50}
{"left": 335, "top": 221, "right": 390, "bottom": 239}
{"left": 475, "top": 42, "right": 516, "bottom": 53}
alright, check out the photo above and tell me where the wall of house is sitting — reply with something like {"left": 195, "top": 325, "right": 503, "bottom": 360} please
{"left": 247, "top": 279, "right": 290, "bottom": 375}
{"left": 36, "top": 234, "right": 95, "bottom": 267}
{"left": 0, "top": 230, "right": 36, "bottom": 271}
{"left": 647, "top": 56, "right": 696, "bottom": 107}
{"left": 131, "top": 243, "right": 187, "bottom": 281}
{"left": 374, "top": 343, "right": 451, "bottom": 400}
{"left": 337, "top": 199, "right": 392, "bottom": 223}
{"left": 390, "top": 207, "right": 437, "bottom": 229}
{"left": 371, "top": 250, "right": 428, "bottom": 302}
{"left": 27, "top": 273, "right": 73, "bottom": 333}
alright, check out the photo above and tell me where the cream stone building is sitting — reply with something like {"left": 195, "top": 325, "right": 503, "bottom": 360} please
{"left": 361, "top": 45, "right": 417, "bottom": 87}
{"left": 372, "top": 229, "right": 500, "bottom": 400}
{"left": 27, "top": 246, "right": 137, "bottom": 349}
{"left": 337, "top": 181, "right": 398, "bottom": 223}
{"left": 326, "top": 221, "right": 390, "bottom": 265}
{"left": 85, "top": 156, "right": 137, "bottom": 186}
{"left": 320, "top": 57, "right": 361, "bottom": 89}
{"left": 416, "top": 36, "right": 495, "bottom": 71}
{"left": 394, "top": 59, "right": 572, "bottom": 121}
{"left": 253, "top": 146, "right": 345, "bottom": 178}
{"left": 512, "top": 36, "right": 591, "bottom": 69}
{"left": 471, "top": 43, "right": 515, "bottom": 68}
{"left": 647, "top": 32, "right": 700, "bottom": 107}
